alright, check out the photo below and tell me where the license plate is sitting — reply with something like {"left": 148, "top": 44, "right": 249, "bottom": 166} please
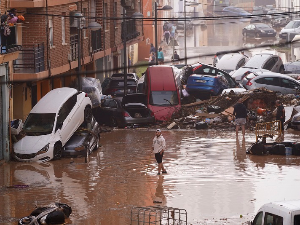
{"left": 196, "top": 80, "right": 206, "bottom": 83}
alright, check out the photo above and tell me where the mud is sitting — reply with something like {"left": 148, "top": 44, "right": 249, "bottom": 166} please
{"left": 1, "top": 129, "right": 300, "bottom": 225}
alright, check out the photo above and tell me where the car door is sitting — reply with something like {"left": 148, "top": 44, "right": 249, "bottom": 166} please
{"left": 55, "top": 94, "right": 78, "bottom": 145}
{"left": 254, "top": 76, "right": 281, "bottom": 92}
{"left": 280, "top": 78, "right": 300, "bottom": 94}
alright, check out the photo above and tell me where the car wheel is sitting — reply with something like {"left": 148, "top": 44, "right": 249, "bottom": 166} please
{"left": 53, "top": 142, "right": 62, "bottom": 160}
{"left": 109, "top": 117, "right": 118, "bottom": 127}
{"left": 84, "top": 107, "right": 92, "bottom": 123}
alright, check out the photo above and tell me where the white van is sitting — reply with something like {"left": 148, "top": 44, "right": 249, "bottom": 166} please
{"left": 279, "top": 20, "right": 300, "bottom": 40}
{"left": 251, "top": 200, "right": 300, "bottom": 225}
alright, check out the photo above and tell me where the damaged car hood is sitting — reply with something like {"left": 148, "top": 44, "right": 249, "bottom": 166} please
{"left": 14, "top": 135, "right": 52, "bottom": 154}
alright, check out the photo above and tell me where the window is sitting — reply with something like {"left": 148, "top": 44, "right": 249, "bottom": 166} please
{"left": 263, "top": 57, "right": 277, "bottom": 70}
{"left": 294, "top": 214, "right": 300, "bottom": 225}
{"left": 56, "top": 95, "right": 77, "bottom": 131}
{"left": 252, "top": 211, "right": 263, "bottom": 225}
{"left": 61, "top": 13, "right": 66, "bottom": 44}
{"left": 237, "top": 58, "right": 246, "bottom": 69}
{"left": 150, "top": 91, "right": 179, "bottom": 106}
{"left": 108, "top": 100, "right": 117, "bottom": 108}
{"left": 264, "top": 212, "right": 283, "bottom": 225}
{"left": 256, "top": 77, "right": 280, "bottom": 86}
{"left": 281, "top": 78, "right": 300, "bottom": 89}
{"left": 49, "top": 17, "right": 54, "bottom": 47}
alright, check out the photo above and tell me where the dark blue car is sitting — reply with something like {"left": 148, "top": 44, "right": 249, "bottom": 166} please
{"left": 186, "top": 63, "right": 238, "bottom": 99}
{"left": 221, "top": 6, "right": 251, "bottom": 22}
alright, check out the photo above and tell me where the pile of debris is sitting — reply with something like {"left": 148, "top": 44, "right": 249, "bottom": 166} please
{"left": 166, "top": 88, "right": 299, "bottom": 130}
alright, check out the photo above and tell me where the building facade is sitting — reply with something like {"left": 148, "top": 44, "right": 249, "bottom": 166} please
{"left": 0, "top": 0, "right": 144, "bottom": 161}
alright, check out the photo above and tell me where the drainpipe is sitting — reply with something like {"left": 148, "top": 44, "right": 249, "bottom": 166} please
{"left": 3, "top": 63, "right": 10, "bottom": 161}
{"left": 46, "top": 0, "right": 51, "bottom": 88}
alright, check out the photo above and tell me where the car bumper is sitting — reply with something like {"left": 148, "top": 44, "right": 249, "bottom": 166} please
{"left": 63, "top": 149, "right": 87, "bottom": 157}
{"left": 260, "top": 33, "right": 276, "bottom": 37}
{"left": 14, "top": 152, "right": 52, "bottom": 162}
{"left": 125, "top": 117, "right": 155, "bottom": 125}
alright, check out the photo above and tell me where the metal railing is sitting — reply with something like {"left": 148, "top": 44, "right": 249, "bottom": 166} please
{"left": 13, "top": 43, "right": 45, "bottom": 73}
{"left": 255, "top": 120, "right": 282, "bottom": 142}
{"left": 70, "top": 34, "right": 79, "bottom": 61}
{"left": 131, "top": 206, "right": 187, "bottom": 225}
{"left": 121, "top": 19, "right": 140, "bottom": 41}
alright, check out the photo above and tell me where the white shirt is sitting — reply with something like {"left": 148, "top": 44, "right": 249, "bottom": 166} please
{"left": 152, "top": 135, "right": 166, "bottom": 154}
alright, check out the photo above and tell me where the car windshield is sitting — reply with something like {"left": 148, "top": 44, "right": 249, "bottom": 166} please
{"left": 150, "top": 91, "right": 179, "bottom": 106}
{"left": 285, "top": 21, "right": 300, "bottom": 29}
{"left": 256, "top": 24, "right": 270, "bottom": 28}
{"left": 23, "top": 113, "right": 56, "bottom": 135}
{"left": 111, "top": 80, "right": 136, "bottom": 87}
{"left": 245, "top": 55, "right": 271, "bottom": 68}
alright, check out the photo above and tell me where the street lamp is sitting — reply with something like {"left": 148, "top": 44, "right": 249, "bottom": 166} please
{"left": 123, "top": 9, "right": 143, "bottom": 96}
{"left": 154, "top": 2, "right": 173, "bottom": 65}
{"left": 77, "top": 15, "right": 101, "bottom": 91}
{"left": 184, "top": 1, "right": 199, "bottom": 65}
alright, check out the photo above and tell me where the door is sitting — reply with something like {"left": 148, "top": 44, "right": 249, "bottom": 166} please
{"left": 254, "top": 77, "right": 281, "bottom": 92}
{"left": 280, "top": 78, "right": 300, "bottom": 94}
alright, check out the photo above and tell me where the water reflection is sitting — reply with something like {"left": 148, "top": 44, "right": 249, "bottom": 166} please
{"left": 153, "top": 176, "right": 166, "bottom": 206}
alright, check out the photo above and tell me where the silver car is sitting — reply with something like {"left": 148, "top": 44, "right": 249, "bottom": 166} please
{"left": 231, "top": 53, "right": 285, "bottom": 82}
{"left": 216, "top": 53, "right": 248, "bottom": 74}
{"left": 242, "top": 71, "right": 300, "bottom": 94}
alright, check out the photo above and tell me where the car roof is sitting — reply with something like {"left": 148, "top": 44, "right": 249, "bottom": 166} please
{"left": 254, "top": 72, "right": 300, "bottom": 81}
{"left": 217, "top": 53, "right": 245, "bottom": 70}
{"left": 260, "top": 200, "right": 300, "bottom": 213}
{"left": 31, "top": 87, "right": 78, "bottom": 114}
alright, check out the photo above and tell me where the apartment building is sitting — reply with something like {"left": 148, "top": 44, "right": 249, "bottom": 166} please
{"left": 0, "top": 0, "right": 143, "bottom": 161}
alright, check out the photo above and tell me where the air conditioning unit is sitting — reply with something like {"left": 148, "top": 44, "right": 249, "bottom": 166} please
{"left": 70, "top": 12, "right": 84, "bottom": 28}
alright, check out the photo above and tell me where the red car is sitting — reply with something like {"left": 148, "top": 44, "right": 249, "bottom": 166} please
{"left": 143, "top": 66, "right": 181, "bottom": 121}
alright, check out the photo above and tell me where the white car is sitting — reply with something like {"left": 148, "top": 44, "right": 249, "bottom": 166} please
{"left": 231, "top": 53, "right": 285, "bottom": 82}
{"left": 279, "top": 19, "right": 300, "bottom": 40}
{"left": 251, "top": 200, "right": 300, "bottom": 225}
{"left": 216, "top": 53, "right": 248, "bottom": 74}
{"left": 14, "top": 87, "right": 92, "bottom": 162}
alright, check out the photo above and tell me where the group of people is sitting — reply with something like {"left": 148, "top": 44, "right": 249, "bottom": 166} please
{"left": 163, "top": 22, "right": 176, "bottom": 45}
{"left": 233, "top": 98, "right": 285, "bottom": 137}
{"left": 147, "top": 43, "right": 180, "bottom": 66}
{"left": 148, "top": 44, "right": 165, "bottom": 65}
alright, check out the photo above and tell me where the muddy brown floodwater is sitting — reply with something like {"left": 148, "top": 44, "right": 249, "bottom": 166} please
{"left": 1, "top": 129, "right": 300, "bottom": 225}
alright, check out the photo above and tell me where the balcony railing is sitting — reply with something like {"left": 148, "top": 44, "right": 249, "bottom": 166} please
{"left": 13, "top": 43, "right": 45, "bottom": 73}
{"left": 121, "top": 19, "right": 140, "bottom": 41}
{"left": 91, "top": 29, "right": 102, "bottom": 52}
{"left": 70, "top": 34, "right": 78, "bottom": 61}
{"left": 1, "top": 26, "right": 22, "bottom": 54}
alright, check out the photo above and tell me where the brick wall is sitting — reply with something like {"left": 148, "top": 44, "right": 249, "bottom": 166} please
{"left": 23, "top": 2, "right": 92, "bottom": 71}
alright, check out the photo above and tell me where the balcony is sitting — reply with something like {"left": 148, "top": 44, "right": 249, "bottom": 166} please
{"left": 121, "top": 19, "right": 140, "bottom": 42}
{"left": 13, "top": 43, "right": 45, "bottom": 73}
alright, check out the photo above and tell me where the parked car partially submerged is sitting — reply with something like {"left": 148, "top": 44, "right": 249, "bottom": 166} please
{"left": 14, "top": 87, "right": 92, "bottom": 162}
{"left": 251, "top": 200, "right": 300, "bottom": 225}
{"left": 97, "top": 93, "right": 155, "bottom": 128}
{"left": 63, "top": 116, "right": 100, "bottom": 157}
{"left": 102, "top": 77, "right": 137, "bottom": 97}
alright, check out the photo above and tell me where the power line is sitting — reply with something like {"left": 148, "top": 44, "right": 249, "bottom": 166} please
{"left": 3, "top": 39, "right": 299, "bottom": 85}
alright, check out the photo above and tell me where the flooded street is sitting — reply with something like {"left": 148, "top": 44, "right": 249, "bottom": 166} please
{"left": 1, "top": 129, "right": 300, "bottom": 224}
